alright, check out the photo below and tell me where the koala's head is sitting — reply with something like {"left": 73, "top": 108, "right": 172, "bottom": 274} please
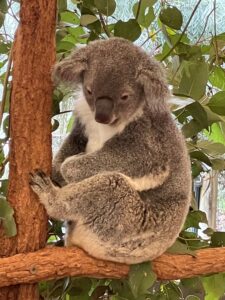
{"left": 53, "top": 38, "right": 169, "bottom": 125}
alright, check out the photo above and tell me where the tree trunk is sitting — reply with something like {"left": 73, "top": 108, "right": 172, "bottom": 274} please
{"left": 0, "top": 0, "right": 56, "bottom": 299}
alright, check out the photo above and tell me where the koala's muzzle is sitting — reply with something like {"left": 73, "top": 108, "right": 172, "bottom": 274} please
{"left": 95, "top": 97, "right": 114, "bottom": 124}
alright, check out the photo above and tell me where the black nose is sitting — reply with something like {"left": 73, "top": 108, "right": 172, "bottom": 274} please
{"left": 95, "top": 97, "right": 114, "bottom": 124}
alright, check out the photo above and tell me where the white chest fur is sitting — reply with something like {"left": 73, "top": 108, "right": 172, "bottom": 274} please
{"left": 75, "top": 98, "right": 125, "bottom": 154}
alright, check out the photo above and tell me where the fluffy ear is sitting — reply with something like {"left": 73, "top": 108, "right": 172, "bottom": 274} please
{"left": 52, "top": 47, "right": 88, "bottom": 86}
{"left": 137, "top": 60, "right": 170, "bottom": 111}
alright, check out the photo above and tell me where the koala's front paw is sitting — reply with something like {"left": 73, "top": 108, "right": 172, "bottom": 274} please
{"left": 29, "top": 170, "right": 57, "bottom": 208}
{"left": 61, "top": 155, "right": 84, "bottom": 183}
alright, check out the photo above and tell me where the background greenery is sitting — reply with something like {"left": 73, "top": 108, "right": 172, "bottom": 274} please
{"left": 1, "top": 0, "right": 225, "bottom": 299}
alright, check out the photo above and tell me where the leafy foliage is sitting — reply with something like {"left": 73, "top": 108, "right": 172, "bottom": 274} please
{"left": 2, "top": 0, "right": 225, "bottom": 299}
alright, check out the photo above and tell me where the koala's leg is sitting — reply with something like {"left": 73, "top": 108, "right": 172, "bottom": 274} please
{"left": 30, "top": 170, "right": 148, "bottom": 262}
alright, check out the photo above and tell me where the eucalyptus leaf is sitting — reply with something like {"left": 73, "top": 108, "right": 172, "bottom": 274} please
{"left": 207, "top": 91, "right": 225, "bottom": 116}
{"left": 183, "top": 210, "right": 208, "bottom": 230}
{"left": 173, "top": 61, "right": 208, "bottom": 100}
{"left": 209, "top": 66, "right": 225, "bottom": 91}
{"left": 167, "top": 240, "right": 196, "bottom": 256}
{"left": 94, "top": 0, "right": 116, "bottom": 16}
{"left": 185, "top": 296, "right": 200, "bottom": 300}
{"left": 0, "top": 0, "right": 7, "bottom": 13}
{"left": 201, "top": 273, "right": 225, "bottom": 300}
{"left": 211, "top": 231, "right": 225, "bottom": 247}
{"left": 159, "top": 6, "right": 183, "bottom": 30}
{"left": 132, "top": 0, "right": 156, "bottom": 28}
{"left": 206, "top": 122, "right": 225, "bottom": 145}
{"left": 60, "top": 11, "right": 79, "bottom": 24}
{"left": 80, "top": 14, "right": 98, "bottom": 26}
{"left": 128, "top": 262, "right": 156, "bottom": 298}
{"left": 196, "top": 140, "right": 225, "bottom": 156}
{"left": 0, "top": 197, "right": 17, "bottom": 237}
{"left": 114, "top": 19, "right": 141, "bottom": 42}
{"left": 0, "top": 11, "right": 5, "bottom": 27}
{"left": 57, "top": 0, "right": 67, "bottom": 12}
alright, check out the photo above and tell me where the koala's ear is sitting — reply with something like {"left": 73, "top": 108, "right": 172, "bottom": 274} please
{"left": 137, "top": 60, "right": 170, "bottom": 111}
{"left": 52, "top": 47, "right": 88, "bottom": 85}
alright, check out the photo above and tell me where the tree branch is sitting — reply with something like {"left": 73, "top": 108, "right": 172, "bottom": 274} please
{"left": 160, "top": 0, "right": 202, "bottom": 61}
{"left": 1, "top": 246, "right": 225, "bottom": 287}
{"left": 98, "top": 11, "right": 111, "bottom": 38}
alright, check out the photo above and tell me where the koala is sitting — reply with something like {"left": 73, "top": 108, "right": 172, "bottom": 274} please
{"left": 30, "top": 38, "right": 192, "bottom": 264}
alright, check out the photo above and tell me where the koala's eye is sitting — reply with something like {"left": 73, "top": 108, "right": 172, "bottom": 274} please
{"left": 121, "top": 93, "right": 129, "bottom": 101}
{"left": 86, "top": 87, "right": 92, "bottom": 95}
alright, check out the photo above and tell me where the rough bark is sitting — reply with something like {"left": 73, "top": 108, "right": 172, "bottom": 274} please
{"left": 0, "top": 246, "right": 225, "bottom": 288}
{"left": 0, "top": 0, "right": 56, "bottom": 299}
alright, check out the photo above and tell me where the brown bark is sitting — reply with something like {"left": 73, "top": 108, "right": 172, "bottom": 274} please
{"left": 0, "top": 0, "right": 56, "bottom": 299}
{"left": 0, "top": 246, "right": 225, "bottom": 288}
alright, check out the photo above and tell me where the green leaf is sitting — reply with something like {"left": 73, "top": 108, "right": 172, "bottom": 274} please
{"left": 159, "top": 6, "right": 183, "bottom": 30}
{"left": 163, "top": 282, "right": 182, "bottom": 300}
{"left": 206, "top": 123, "right": 225, "bottom": 145}
{"left": 207, "top": 91, "right": 225, "bottom": 116}
{"left": 167, "top": 240, "right": 196, "bottom": 256}
{"left": 80, "top": 14, "right": 98, "bottom": 26}
{"left": 183, "top": 210, "right": 208, "bottom": 230}
{"left": 114, "top": 19, "right": 141, "bottom": 42}
{"left": 68, "top": 278, "right": 92, "bottom": 299}
{"left": 185, "top": 295, "right": 200, "bottom": 300}
{"left": 67, "top": 115, "right": 75, "bottom": 132}
{"left": 57, "top": 0, "right": 67, "bottom": 12}
{"left": 0, "top": 197, "right": 14, "bottom": 218}
{"left": 0, "top": 0, "right": 7, "bottom": 13}
{"left": 110, "top": 280, "right": 135, "bottom": 300}
{"left": 203, "top": 227, "right": 214, "bottom": 236}
{"left": 201, "top": 273, "right": 225, "bottom": 300}
{"left": 94, "top": 0, "right": 116, "bottom": 16}
{"left": 190, "top": 151, "right": 212, "bottom": 167}
{"left": 211, "top": 158, "right": 225, "bottom": 170}
{"left": 182, "top": 120, "right": 205, "bottom": 138}
{"left": 60, "top": 11, "right": 79, "bottom": 24}
{"left": 191, "top": 161, "right": 203, "bottom": 178}
{"left": 128, "top": 262, "right": 156, "bottom": 298}
{"left": 0, "top": 197, "right": 17, "bottom": 237}
{"left": 0, "top": 11, "right": 5, "bottom": 27}
{"left": 181, "top": 277, "right": 203, "bottom": 298}
{"left": 209, "top": 66, "right": 225, "bottom": 91}
{"left": 211, "top": 231, "right": 225, "bottom": 247}
{"left": 2, "top": 216, "right": 17, "bottom": 236}
{"left": 0, "top": 42, "right": 11, "bottom": 54}
{"left": 173, "top": 61, "right": 208, "bottom": 100}
{"left": 196, "top": 140, "right": 225, "bottom": 156}
{"left": 132, "top": 0, "right": 156, "bottom": 28}
{"left": 182, "top": 101, "right": 208, "bottom": 138}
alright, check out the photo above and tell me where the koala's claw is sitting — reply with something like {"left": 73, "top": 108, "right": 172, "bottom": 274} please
{"left": 29, "top": 170, "right": 53, "bottom": 195}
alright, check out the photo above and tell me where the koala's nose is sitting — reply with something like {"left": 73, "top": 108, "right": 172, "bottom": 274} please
{"left": 95, "top": 97, "right": 114, "bottom": 124}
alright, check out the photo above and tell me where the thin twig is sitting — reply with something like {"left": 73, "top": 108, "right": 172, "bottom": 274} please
{"left": 141, "top": 29, "right": 161, "bottom": 47}
{"left": 160, "top": 0, "right": 202, "bottom": 61}
{"left": 213, "top": 0, "right": 219, "bottom": 64}
{"left": 195, "top": 8, "right": 214, "bottom": 45}
{"left": 98, "top": 10, "right": 111, "bottom": 38}
{"left": 0, "top": 50, "right": 12, "bottom": 126}
{"left": 135, "top": 0, "right": 142, "bottom": 20}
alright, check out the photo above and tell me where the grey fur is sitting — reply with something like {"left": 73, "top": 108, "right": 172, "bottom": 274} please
{"left": 30, "top": 38, "right": 191, "bottom": 264}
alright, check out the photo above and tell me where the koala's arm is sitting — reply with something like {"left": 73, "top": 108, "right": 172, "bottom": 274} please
{"left": 52, "top": 118, "right": 87, "bottom": 185}
{"left": 61, "top": 129, "right": 169, "bottom": 186}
